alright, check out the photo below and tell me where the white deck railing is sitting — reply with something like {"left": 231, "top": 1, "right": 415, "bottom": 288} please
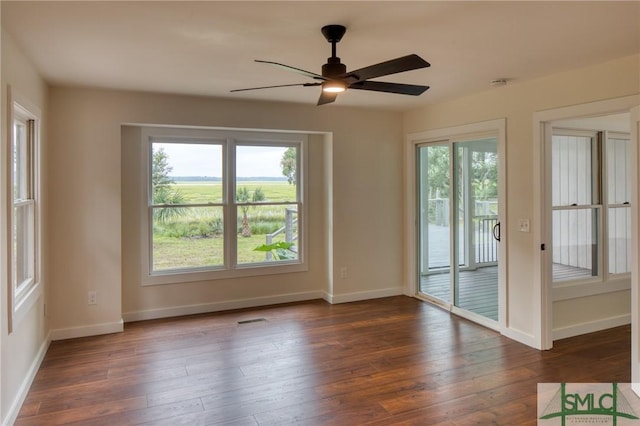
{"left": 264, "top": 207, "right": 297, "bottom": 260}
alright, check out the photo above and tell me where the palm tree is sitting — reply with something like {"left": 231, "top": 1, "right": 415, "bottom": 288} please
{"left": 237, "top": 187, "right": 265, "bottom": 237}
{"left": 153, "top": 186, "right": 186, "bottom": 223}
{"left": 152, "top": 148, "right": 186, "bottom": 223}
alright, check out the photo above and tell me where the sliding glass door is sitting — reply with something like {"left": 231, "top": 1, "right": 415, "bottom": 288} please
{"left": 417, "top": 137, "right": 500, "bottom": 324}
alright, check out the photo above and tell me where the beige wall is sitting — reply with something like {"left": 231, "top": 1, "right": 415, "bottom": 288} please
{"left": 404, "top": 54, "right": 640, "bottom": 344}
{"left": 47, "top": 87, "right": 404, "bottom": 332}
{"left": 120, "top": 127, "right": 330, "bottom": 319}
{"left": 1, "top": 30, "right": 49, "bottom": 424}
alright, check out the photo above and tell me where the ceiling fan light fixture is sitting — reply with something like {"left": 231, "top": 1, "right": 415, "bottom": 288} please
{"left": 322, "top": 80, "right": 346, "bottom": 93}
{"left": 232, "top": 24, "right": 431, "bottom": 105}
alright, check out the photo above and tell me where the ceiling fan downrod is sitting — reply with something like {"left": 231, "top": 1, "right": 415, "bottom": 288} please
{"left": 321, "top": 25, "right": 347, "bottom": 77}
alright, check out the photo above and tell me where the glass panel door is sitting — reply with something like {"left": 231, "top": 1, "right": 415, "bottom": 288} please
{"left": 417, "top": 137, "right": 499, "bottom": 323}
{"left": 417, "top": 143, "right": 451, "bottom": 303}
{"left": 453, "top": 139, "right": 499, "bottom": 321}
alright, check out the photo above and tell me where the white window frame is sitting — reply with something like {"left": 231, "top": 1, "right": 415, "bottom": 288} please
{"left": 551, "top": 127, "right": 632, "bottom": 300}
{"left": 7, "top": 87, "right": 42, "bottom": 332}
{"left": 604, "top": 131, "right": 632, "bottom": 277}
{"left": 139, "top": 126, "right": 308, "bottom": 286}
{"left": 551, "top": 129, "right": 602, "bottom": 285}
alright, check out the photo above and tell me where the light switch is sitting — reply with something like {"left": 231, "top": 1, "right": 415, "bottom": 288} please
{"left": 518, "top": 219, "right": 530, "bottom": 233}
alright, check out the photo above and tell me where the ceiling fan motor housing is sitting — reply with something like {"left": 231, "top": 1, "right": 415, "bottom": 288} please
{"left": 322, "top": 57, "right": 347, "bottom": 78}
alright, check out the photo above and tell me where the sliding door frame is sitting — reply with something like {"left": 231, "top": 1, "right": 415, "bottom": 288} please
{"left": 406, "top": 118, "right": 507, "bottom": 331}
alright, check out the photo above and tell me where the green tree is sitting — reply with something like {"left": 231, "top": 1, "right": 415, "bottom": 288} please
{"left": 152, "top": 147, "right": 186, "bottom": 223}
{"left": 471, "top": 151, "right": 498, "bottom": 200}
{"left": 280, "top": 147, "right": 296, "bottom": 185}
{"left": 237, "top": 186, "right": 265, "bottom": 237}
{"left": 152, "top": 148, "right": 174, "bottom": 193}
{"left": 426, "top": 146, "right": 450, "bottom": 199}
{"left": 420, "top": 146, "right": 450, "bottom": 225}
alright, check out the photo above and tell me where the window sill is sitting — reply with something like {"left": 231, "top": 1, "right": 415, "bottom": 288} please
{"left": 11, "top": 281, "right": 43, "bottom": 333}
{"left": 141, "top": 261, "right": 308, "bottom": 286}
{"left": 552, "top": 274, "right": 630, "bottom": 301}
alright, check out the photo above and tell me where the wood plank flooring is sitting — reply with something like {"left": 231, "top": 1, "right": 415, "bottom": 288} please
{"left": 16, "top": 296, "right": 630, "bottom": 425}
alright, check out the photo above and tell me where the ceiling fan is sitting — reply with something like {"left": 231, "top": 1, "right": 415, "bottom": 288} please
{"left": 231, "top": 24, "right": 430, "bottom": 105}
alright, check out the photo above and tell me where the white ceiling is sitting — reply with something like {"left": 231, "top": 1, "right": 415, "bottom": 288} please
{"left": 3, "top": 1, "right": 640, "bottom": 111}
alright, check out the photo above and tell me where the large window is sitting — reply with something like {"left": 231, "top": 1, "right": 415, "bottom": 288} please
{"left": 142, "top": 127, "right": 306, "bottom": 285}
{"left": 551, "top": 129, "right": 630, "bottom": 284}
{"left": 8, "top": 94, "right": 40, "bottom": 329}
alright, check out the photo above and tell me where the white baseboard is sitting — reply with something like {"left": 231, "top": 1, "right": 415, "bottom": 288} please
{"left": 501, "top": 326, "right": 541, "bottom": 349}
{"left": 324, "top": 287, "right": 404, "bottom": 304}
{"left": 552, "top": 314, "right": 631, "bottom": 341}
{"left": 50, "top": 319, "right": 124, "bottom": 341}
{"left": 122, "top": 291, "right": 324, "bottom": 322}
{"left": 3, "top": 331, "right": 51, "bottom": 426}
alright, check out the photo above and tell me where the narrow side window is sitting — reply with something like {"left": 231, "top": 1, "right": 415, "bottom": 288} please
{"left": 8, "top": 94, "right": 41, "bottom": 330}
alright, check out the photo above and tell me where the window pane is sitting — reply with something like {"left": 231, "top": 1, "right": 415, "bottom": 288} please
{"left": 552, "top": 208, "right": 599, "bottom": 282}
{"left": 470, "top": 149, "right": 498, "bottom": 264}
{"left": 419, "top": 145, "right": 450, "bottom": 270}
{"left": 236, "top": 145, "right": 297, "bottom": 202}
{"left": 607, "top": 137, "right": 631, "bottom": 205}
{"left": 13, "top": 203, "right": 35, "bottom": 290}
{"left": 417, "top": 145, "right": 451, "bottom": 303}
{"left": 152, "top": 142, "right": 223, "bottom": 204}
{"left": 13, "top": 121, "right": 28, "bottom": 201}
{"left": 13, "top": 115, "right": 35, "bottom": 294}
{"left": 609, "top": 206, "right": 631, "bottom": 274}
{"left": 152, "top": 206, "right": 224, "bottom": 271}
{"left": 552, "top": 134, "right": 594, "bottom": 206}
{"left": 237, "top": 204, "right": 299, "bottom": 264}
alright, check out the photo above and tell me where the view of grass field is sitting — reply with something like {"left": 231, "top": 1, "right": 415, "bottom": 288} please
{"left": 174, "top": 181, "right": 296, "bottom": 203}
{"left": 152, "top": 180, "right": 298, "bottom": 270}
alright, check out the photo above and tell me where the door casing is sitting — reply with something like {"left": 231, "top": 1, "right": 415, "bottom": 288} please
{"left": 533, "top": 95, "right": 640, "bottom": 350}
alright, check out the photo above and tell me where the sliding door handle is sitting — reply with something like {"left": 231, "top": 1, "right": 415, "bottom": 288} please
{"left": 492, "top": 222, "right": 501, "bottom": 242}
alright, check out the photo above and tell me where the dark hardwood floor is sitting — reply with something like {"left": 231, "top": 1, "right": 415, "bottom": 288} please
{"left": 16, "top": 296, "right": 630, "bottom": 425}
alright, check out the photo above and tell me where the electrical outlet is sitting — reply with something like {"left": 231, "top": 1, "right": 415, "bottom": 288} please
{"left": 340, "top": 267, "right": 348, "bottom": 279}
{"left": 88, "top": 291, "right": 97, "bottom": 305}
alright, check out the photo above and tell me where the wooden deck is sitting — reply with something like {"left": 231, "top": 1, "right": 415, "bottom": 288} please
{"left": 552, "top": 262, "right": 593, "bottom": 281}
{"left": 15, "top": 296, "right": 631, "bottom": 425}
{"left": 420, "top": 266, "right": 498, "bottom": 321}
{"left": 419, "top": 262, "right": 594, "bottom": 322}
